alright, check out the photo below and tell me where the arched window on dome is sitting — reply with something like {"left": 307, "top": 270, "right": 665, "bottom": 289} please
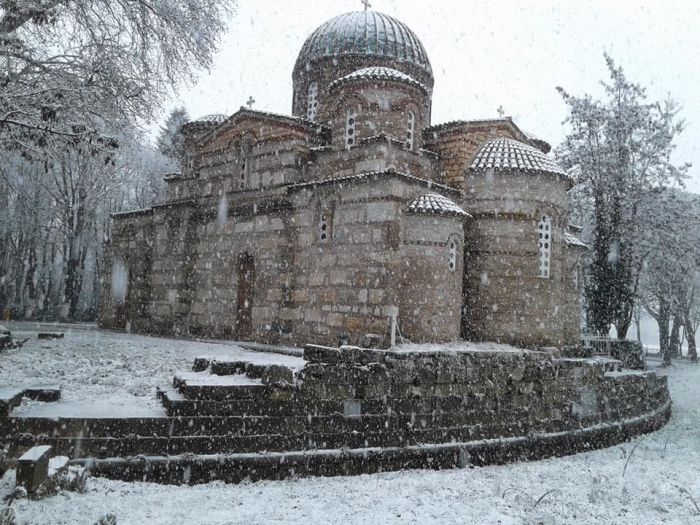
{"left": 406, "top": 111, "right": 415, "bottom": 151}
{"left": 538, "top": 215, "right": 552, "bottom": 278}
{"left": 306, "top": 82, "right": 319, "bottom": 121}
{"left": 345, "top": 109, "right": 357, "bottom": 149}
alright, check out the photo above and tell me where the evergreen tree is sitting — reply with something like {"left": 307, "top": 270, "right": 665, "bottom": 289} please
{"left": 557, "top": 54, "right": 689, "bottom": 338}
{"left": 156, "top": 107, "right": 190, "bottom": 165}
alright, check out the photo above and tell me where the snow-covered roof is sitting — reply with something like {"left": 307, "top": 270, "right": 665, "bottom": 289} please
{"left": 329, "top": 67, "right": 428, "bottom": 93}
{"left": 295, "top": 11, "right": 432, "bottom": 76}
{"left": 469, "top": 138, "right": 567, "bottom": 178}
{"left": 193, "top": 114, "right": 227, "bottom": 125}
{"left": 288, "top": 168, "right": 461, "bottom": 195}
{"left": 564, "top": 232, "right": 588, "bottom": 248}
{"left": 405, "top": 193, "right": 470, "bottom": 218}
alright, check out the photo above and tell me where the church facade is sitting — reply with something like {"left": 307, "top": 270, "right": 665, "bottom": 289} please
{"left": 99, "top": 10, "right": 586, "bottom": 348}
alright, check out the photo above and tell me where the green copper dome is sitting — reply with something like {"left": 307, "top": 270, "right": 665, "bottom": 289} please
{"left": 295, "top": 11, "right": 432, "bottom": 77}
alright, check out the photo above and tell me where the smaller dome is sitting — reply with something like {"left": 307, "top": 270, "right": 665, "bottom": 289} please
{"left": 469, "top": 138, "right": 566, "bottom": 178}
{"left": 329, "top": 66, "right": 428, "bottom": 93}
{"left": 406, "top": 193, "right": 469, "bottom": 217}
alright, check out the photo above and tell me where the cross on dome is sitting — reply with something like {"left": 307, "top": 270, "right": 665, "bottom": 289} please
{"left": 361, "top": 0, "right": 372, "bottom": 11}
{"left": 246, "top": 96, "right": 255, "bottom": 109}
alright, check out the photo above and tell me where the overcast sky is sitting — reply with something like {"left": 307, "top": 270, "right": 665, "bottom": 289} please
{"left": 161, "top": 0, "right": 700, "bottom": 193}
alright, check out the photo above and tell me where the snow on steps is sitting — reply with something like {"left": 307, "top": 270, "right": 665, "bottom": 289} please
{"left": 0, "top": 386, "right": 61, "bottom": 416}
{"left": 75, "top": 398, "right": 672, "bottom": 486}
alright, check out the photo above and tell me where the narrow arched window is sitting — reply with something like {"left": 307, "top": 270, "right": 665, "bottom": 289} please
{"left": 239, "top": 158, "right": 247, "bottom": 190}
{"left": 448, "top": 239, "right": 458, "bottom": 271}
{"left": 406, "top": 111, "right": 415, "bottom": 150}
{"left": 306, "top": 82, "right": 319, "bottom": 121}
{"left": 538, "top": 215, "right": 552, "bottom": 278}
{"left": 345, "top": 109, "right": 357, "bottom": 149}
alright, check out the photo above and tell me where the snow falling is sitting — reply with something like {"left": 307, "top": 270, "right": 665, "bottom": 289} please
{"left": 1, "top": 1, "right": 700, "bottom": 524}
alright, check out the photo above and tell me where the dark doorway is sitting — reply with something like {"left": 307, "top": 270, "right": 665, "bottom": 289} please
{"left": 235, "top": 252, "right": 255, "bottom": 339}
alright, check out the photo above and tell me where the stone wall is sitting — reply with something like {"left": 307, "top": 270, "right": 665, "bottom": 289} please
{"left": 292, "top": 54, "right": 434, "bottom": 125}
{"left": 328, "top": 80, "right": 429, "bottom": 151}
{"left": 101, "top": 173, "right": 465, "bottom": 347}
{"left": 423, "top": 120, "right": 524, "bottom": 189}
{"left": 461, "top": 171, "right": 580, "bottom": 347}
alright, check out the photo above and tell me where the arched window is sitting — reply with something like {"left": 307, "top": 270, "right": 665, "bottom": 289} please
{"left": 406, "top": 111, "right": 415, "bottom": 150}
{"left": 448, "top": 239, "right": 458, "bottom": 271}
{"left": 538, "top": 215, "right": 552, "bottom": 278}
{"left": 306, "top": 82, "right": 319, "bottom": 121}
{"left": 345, "top": 109, "right": 357, "bottom": 149}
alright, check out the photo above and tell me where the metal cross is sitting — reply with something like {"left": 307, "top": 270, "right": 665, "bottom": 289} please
{"left": 361, "top": 0, "right": 371, "bottom": 11}
{"left": 246, "top": 96, "right": 255, "bottom": 109}
{"left": 497, "top": 105, "right": 505, "bottom": 118}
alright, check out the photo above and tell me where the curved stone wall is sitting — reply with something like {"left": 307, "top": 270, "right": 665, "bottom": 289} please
{"left": 463, "top": 171, "right": 579, "bottom": 346}
{"left": 2, "top": 345, "right": 671, "bottom": 485}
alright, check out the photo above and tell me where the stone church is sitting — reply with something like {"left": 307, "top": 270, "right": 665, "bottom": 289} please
{"left": 99, "top": 9, "right": 586, "bottom": 348}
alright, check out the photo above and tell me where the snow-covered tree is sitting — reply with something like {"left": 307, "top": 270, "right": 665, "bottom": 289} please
{"left": 156, "top": 107, "right": 190, "bottom": 166}
{"left": 0, "top": 0, "right": 234, "bottom": 152}
{"left": 557, "top": 54, "right": 690, "bottom": 338}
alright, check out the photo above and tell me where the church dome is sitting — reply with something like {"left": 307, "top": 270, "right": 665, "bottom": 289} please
{"left": 294, "top": 11, "right": 432, "bottom": 77}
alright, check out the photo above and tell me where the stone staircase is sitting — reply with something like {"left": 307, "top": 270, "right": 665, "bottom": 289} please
{"left": 0, "top": 345, "right": 672, "bottom": 485}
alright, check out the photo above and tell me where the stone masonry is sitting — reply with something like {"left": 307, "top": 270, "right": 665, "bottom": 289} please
{"left": 99, "top": 9, "right": 586, "bottom": 348}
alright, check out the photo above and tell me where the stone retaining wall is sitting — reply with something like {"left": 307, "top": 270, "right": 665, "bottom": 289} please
{"left": 1, "top": 345, "right": 670, "bottom": 484}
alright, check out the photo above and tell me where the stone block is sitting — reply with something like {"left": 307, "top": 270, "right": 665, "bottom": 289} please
{"left": 262, "top": 365, "right": 295, "bottom": 386}
{"left": 37, "top": 332, "right": 64, "bottom": 340}
{"left": 17, "top": 445, "right": 52, "bottom": 493}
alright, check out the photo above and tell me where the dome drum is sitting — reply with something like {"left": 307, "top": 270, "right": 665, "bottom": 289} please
{"left": 292, "top": 11, "right": 433, "bottom": 123}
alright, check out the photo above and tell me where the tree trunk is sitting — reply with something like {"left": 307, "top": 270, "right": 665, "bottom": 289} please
{"left": 669, "top": 314, "right": 681, "bottom": 359}
{"left": 685, "top": 314, "right": 697, "bottom": 363}
{"left": 658, "top": 296, "right": 671, "bottom": 366}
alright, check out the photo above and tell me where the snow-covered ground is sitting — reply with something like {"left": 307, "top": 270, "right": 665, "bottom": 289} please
{"left": 1, "top": 325, "right": 698, "bottom": 524}
{"left": 0, "top": 322, "right": 304, "bottom": 417}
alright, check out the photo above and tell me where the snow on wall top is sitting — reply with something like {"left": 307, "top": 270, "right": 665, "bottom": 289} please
{"left": 294, "top": 11, "right": 432, "bottom": 76}
{"left": 329, "top": 67, "right": 428, "bottom": 93}
{"left": 288, "top": 168, "right": 461, "bottom": 195}
{"left": 469, "top": 138, "right": 567, "bottom": 178}
{"left": 405, "top": 193, "right": 470, "bottom": 218}
{"left": 193, "top": 114, "right": 227, "bottom": 125}
{"left": 564, "top": 232, "right": 588, "bottom": 248}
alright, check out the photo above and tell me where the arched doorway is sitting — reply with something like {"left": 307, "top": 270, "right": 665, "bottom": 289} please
{"left": 235, "top": 252, "right": 255, "bottom": 339}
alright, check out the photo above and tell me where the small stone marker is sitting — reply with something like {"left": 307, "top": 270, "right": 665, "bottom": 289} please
{"left": 17, "top": 445, "right": 52, "bottom": 494}
{"left": 37, "top": 332, "right": 64, "bottom": 340}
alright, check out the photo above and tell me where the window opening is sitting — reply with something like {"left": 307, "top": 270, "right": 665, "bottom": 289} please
{"left": 345, "top": 110, "right": 357, "bottom": 149}
{"left": 538, "top": 215, "right": 552, "bottom": 278}
{"left": 448, "top": 240, "right": 458, "bottom": 271}
{"left": 406, "top": 111, "right": 415, "bottom": 150}
{"left": 307, "top": 82, "right": 319, "bottom": 121}
{"left": 319, "top": 211, "right": 331, "bottom": 242}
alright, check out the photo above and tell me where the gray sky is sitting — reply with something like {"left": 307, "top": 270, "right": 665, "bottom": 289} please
{"left": 162, "top": 0, "right": 700, "bottom": 192}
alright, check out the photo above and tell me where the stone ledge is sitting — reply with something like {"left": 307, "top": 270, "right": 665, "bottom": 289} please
{"left": 75, "top": 399, "right": 671, "bottom": 485}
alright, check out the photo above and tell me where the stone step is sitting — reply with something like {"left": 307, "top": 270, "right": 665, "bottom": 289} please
{"left": 0, "top": 386, "right": 61, "bottom": 417}
{"left": 0, "top": 388, "right": 24, "bottom": 417}
{"left": 8, "top": 422, "right": 523, "bottom": 459}
{"left": 79, "top": 402, "right": 672, "bottom": 485}
{"left": 1, "top": 417, "right": 171, "bottom": 440}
